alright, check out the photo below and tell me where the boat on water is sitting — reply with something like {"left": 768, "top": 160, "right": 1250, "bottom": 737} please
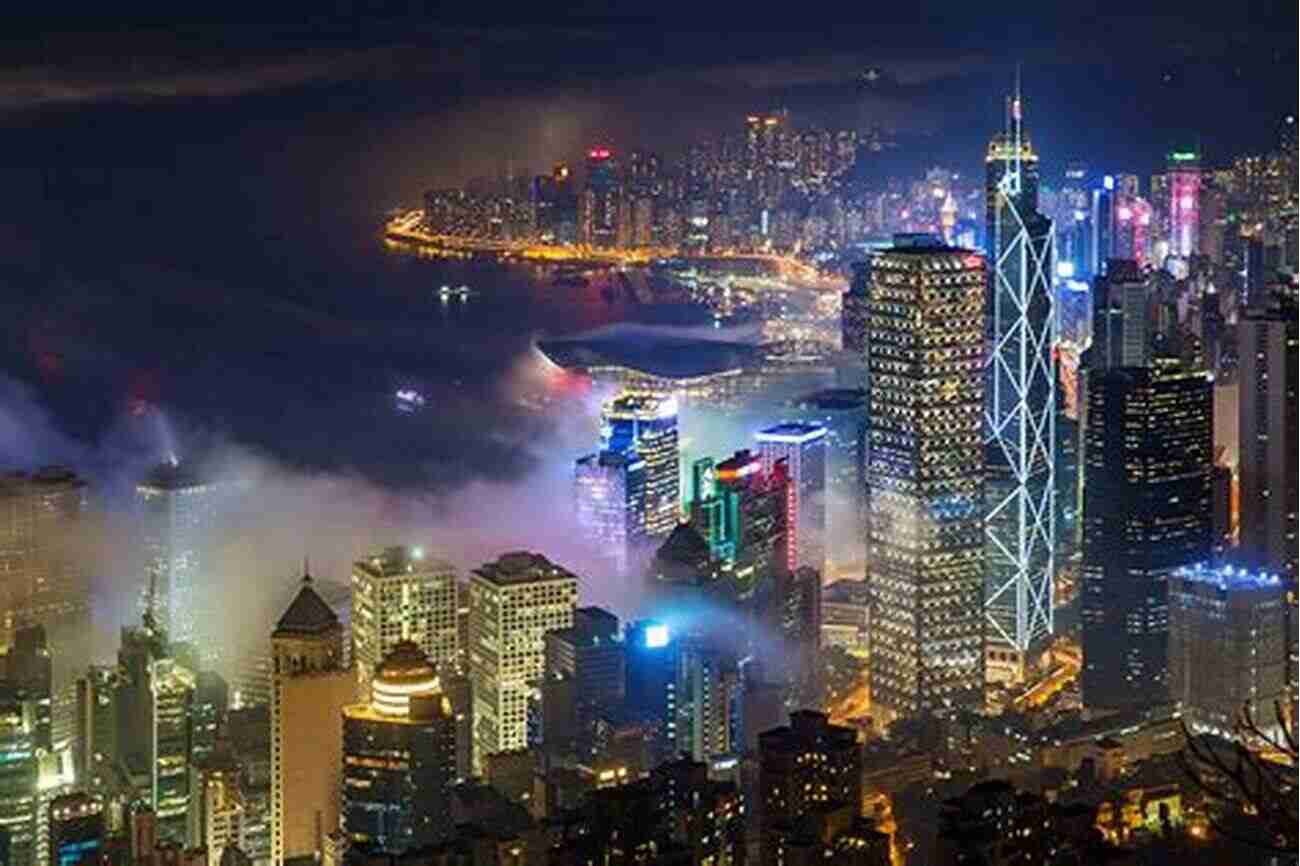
{"left": 437, "top": 284, "right": 475, "bottom": 301}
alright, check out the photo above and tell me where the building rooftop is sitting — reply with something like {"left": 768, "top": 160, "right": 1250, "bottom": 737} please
{"left": 538, "top": 327, "right": 757, "bottom": 380}
{"left": 473, "top": 551, "right": 577, "bottom": 586}
{"left": 273, "top": 573, "right": 340, "bottom": 636}
{"left": 138, "top": 459, "right": 206, "bottom": 491}
{"left": 755, "top": 422, "right": 828, "bottom": 443}
{"left": 354, "top": 545, "right": 454, "bottom": 579}
{"left": 1172, "top": 561, "right": 1285, "bottom": 591}
{"left": 796, "top": 388, "right": 866, "bottom": 411}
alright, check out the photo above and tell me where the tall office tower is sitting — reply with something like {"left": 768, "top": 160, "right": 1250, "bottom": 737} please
{"left": 194, "top": 748, "right": 245, "bottom": 866}
{"left": 190, "top": 671, "right": 227, "bottom": 769}
{"left": 340, "top": 644, "right": 456, "bottom": 854}
{"left": 775, "top": 566, "right": 822, "bottom": 691}
{"left": 755, "top": 423, "right": 827, "bottom": 574}
{"left": 758, "top": 711, "right": 863, "bottom": 866}
{"left": 1081, "top": 359, "right": 1213, "bottom": 711}
{"left": 1238, "top": 300, "right": 1299, "bottom": 580}
{"left": 137, "top": 460, "right": 216, "bottom": 649}
{"left": 1091, "top": 260, "right": 1150, "bottom": 369}
{"left": 574, "top": 451, "right": 647, "bottom": 575}
{"left": 864, "top": 236, "right": 986, "bottom": 722}
{"left": 623, "top": 621, "right": 677, "bottom": 765}
{"left": 48, "top": 792, "right": 102, "bottom": 866}
{"left": 541, "top": 608, "right": 624, "bottom": 757}
{"left": 150, "top": 658, "right": 195, "bottom": 843}
{"left": 983, "top": 83, "right": 1056, "bottom": 683}
{"left": 351, "top": 547, "right": 458, "bottom": 690}
{"left": 676, "top": 639, "right": 740, "bottom": 762}
{"left": 269, "top": 571, "right": 355, "bottom": 866}
{"left": 702, "top": 451, "right": 791, "bottom": 582}
{"left": 600, "top": 392, "right": 680, "bottom": 538}
{"left": 794, "top": 389, "right": 867, "bottom": 575}
{"left": 0, "top": 467, "right": 88, "bottom": 647}
{"left": 0, "top": 687, "right": 39, "bottom": 866}
{"left": 1169, "top": 563, "right": 1287, "bottom": 735}
{"left": 466, "top": 553, "right": 577, "bottom": 773}
{"left": 1167, "top": 150, "right": 1201, "bottom": 259}
{"left": 580, "top": 147, "right": 619, "bottom": 248}
{"left": 74, "top": 665, "right": 120, "bottom": 786}
{"left": 1089, "top": 177, "right": 1116, "bottom": 275}
{"left": 842, "top": 262, "right": 871, "bottom": 356}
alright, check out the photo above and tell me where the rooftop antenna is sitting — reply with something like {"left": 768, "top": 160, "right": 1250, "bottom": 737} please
{"left": 302, "top": 555, "right": 312, "bottom": 584}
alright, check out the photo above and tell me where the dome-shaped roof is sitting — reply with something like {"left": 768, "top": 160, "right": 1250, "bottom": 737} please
{"left": 376, "top": 641, "right": 435, "bottom": 683}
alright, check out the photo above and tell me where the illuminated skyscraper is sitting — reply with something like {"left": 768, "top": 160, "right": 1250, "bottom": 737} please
{"left": 1091, "top": 260, "right": 1150, "bottom": 370}
{"left": 841, "top": 262, "right": 870, "bottom": 356}
{"left": 1167, "top": 150, "right": 1201, "bottom": 259}
{"left": 601, "top": 392, "right": 680, "bottom": 538}
{"left": 574, "top": 451, "right": 647, "bottom": 575}
{"left": 755, "top": 423, "right": 827, "bottom": 574}
{"left": 351, "top": 547, "right": 458, "bottom": 690}
{"left": 1081, "top": 359, "right": 1213, "bottom": 711}
{"left": 137, "top": 461, "right": 216, "bottom": 649}
{"left": 0, "top": 468, "right": 89, "bottom": 646}
{"left": 270, "top": 571, "right": 354, "bottom": 866}
{"left": 149, "top": 658, "right": 195, "bottom": 843}
{"left": 864, "top": 235, "right": 986, "bottom": 721}
{"left": 466, "top": 552, "right": 577, "bottom": 772}
{"left": 983, "top": 83, "right": 1056, "bottom": 679}
{"left": 0, "top": 687, "right": 39, "bottom": 866}
{"left": 1169, "top": 563, "right": 1287, "bottom": 735}
{"left": 1238, "top": 300, "right": 1299, "bottom": 580}
{"left": 340, "top": 644, "right": 455, "bottom": 853}
{"left": 793, "top": 389, "right": 867, "bottom": 575}
{"left": 49, "top": 792, "right": 103, "bottom": 866}
{"left": 581, "top": 147, "right": 619, "bottom": 248}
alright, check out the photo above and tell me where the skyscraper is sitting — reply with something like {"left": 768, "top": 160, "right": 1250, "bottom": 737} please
{"left": 865, "top": 235, "right": 986, "bottom": 721}
{"left": 842, "top": 262, "right": 870, "bottom": 357}
{"left": 149, "top": 658, "right": 195, "bottom": 843}
{"left": 755, "top": 423, "right": 827, "bottom": 574}
{"left": 466, "top": 552, "right": 577, "bottom": 772}
{"left": 540, "top": 607, "right": 624, "bottom": 756}
{"left": 581, "top": 147, "right": 619, "bottom": 248}
{"left": 574, "top": 451, "right": 647, "bottom": 575}
{"left": 0, "top": 467, "right": 88, "bottom": 647}
{"left": 1167, "top": 150, "right": 1201, "bottom": 259}
{"left": 0, "top": 686, "right": 39, "bottom": 866}
{"left": 600, "top": 392, "right": 681, "bottom": 538}
{"left": 1090, "top": 260, "right": 1150, "bottom": 370}
{"left": 793, "top": 389, "right": 867, "bottom": 576}
{"left": 1168, "top": 562, "right": 1288, "bottom": 735}
{"left": 983, "top": 83, "right": 1056, "bottom": 680}
{"left": 351, "top": 547, "right": 458, "bottom": 690}
{"left": 1238, "top": 299, "right": 1299, "bottom": 580}
{"left": 1081, "top": 359, "right": 1213, "bottom": 711}
{"left": 137, "top": 460, "right": 216, "bottom": 649}
{"left": 340, "top": 643, "right": 456, "bottom": 854}
{"left": 270, "top": 571, "right": 355, "bottom": 866}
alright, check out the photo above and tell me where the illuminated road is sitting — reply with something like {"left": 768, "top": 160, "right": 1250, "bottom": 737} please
{"left": 384, "top": 212, "right": 840, "bottom": 287}
{"left": 1013, "top": 639, "right": 1082, "bottom": 710}
{"left": 828, "top": 672, "right": 871, "bottom": 727}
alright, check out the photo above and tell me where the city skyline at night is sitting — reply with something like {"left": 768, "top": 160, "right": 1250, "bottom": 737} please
{"left": 0, "top": 5, "right": 1295, "bottom": 866}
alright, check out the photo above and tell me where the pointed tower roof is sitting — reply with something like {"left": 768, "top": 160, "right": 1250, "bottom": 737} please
{"left": 656, "top": 522, "right": 711, "bottom": 566}
{"left": 273, "top": 569, "right": 339, "bottom": 637}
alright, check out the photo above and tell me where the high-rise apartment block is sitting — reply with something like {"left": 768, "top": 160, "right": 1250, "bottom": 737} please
{"left": 467, "top": 553, "right": 577, "bottom": 772}
{"left": 864, "top": 235, "right": 986, "bottom": 722}
{"left": 351, "top": 546, "right": 458, "bottom": 690}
